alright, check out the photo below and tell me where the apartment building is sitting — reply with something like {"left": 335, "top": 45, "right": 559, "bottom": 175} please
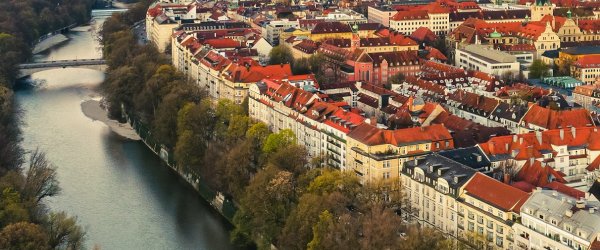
{"left": 514, "top": 189, "right": 600, "bottom": 250}
{"left": 460, "top": 173, "right": 529, "bottom": 250}
{"left": 478, "top": 126, "right": 600, "bottom": 188}
{"left": 248, "top": 79, "right": 365, "bottom": 167}
{"left": 573, "top": 84, "right": 600, "bottom": 111}
{"left": 572, "top": 55, "right": 600, "bottom": 84}
{"left": 346, "top": 123, "right": 454, "bottom": 183}
{"left": 401, "top": 153, "right": 477, "bottom": 238}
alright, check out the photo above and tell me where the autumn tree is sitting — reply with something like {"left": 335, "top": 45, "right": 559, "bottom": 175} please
{"left": 21, "top": 150, "right": 60, "bottom": 211}
{"left": 233, "top": 165, "right": 298, "bottom": 248}
{"left": 0, "top": 222, "right": 50, "bottom": 250}
{"left": 44, "top": 212, "right": 85, "bottom": 249}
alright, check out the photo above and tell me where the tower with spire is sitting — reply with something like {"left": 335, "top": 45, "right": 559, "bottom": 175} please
{"left": 530, "top": 0, "right": 555, "bottom": 22}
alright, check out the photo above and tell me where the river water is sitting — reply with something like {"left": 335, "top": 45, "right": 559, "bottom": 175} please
{"left": 16, "top": 16, "right": 235, "bottom": 250}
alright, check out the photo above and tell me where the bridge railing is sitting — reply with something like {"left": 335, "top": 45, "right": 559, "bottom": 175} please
{"left": 18, "top": 59, "right": 107, "bottom": 69}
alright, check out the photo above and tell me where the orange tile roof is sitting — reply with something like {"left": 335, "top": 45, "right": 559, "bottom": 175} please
{"left": 347, "top": 123, "right": 452, "bottom": 147}
{"left": 516, "top": 160, "right": 566, "bottom": 187}
{"left": 224, "top": 64, "right": 292, "bottom": 83}
{"left": 574, "top": 55, "right": 600, "bottom": 69}
{"left": 544, "top": 181, "right": 586, "bottom": 199}
{"left": 392, "top": 10, "right": 429, "bottom": 21}
{"left": 521, "top": 104, "right": 594, "bottom": 130}
{"left": 464, "top": 173, "right": 529, "bottom": 212}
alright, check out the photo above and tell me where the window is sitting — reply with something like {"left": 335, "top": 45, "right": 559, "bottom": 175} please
{"left": 496, "top": 236, "right": 503, "bottom": 247}
{"left": 477, "top": 216, "right": 483, "bottom": 224}
{"left": 468, "top": 222, "right": 475, "bottom": 231}
{"left": 383, "top": 172, "right": 390, "bottom": 179}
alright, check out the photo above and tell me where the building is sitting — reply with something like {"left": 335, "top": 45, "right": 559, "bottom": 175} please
{"left": 514, "top": 188, "right": 600, "bottom": 250}
{"left": 401, "top": 153, "right": 478, "bottom": 238}
{"left": 221, "top": 63, "right": 293, "bottom": 104}
{"left": 573, "top": 84, "right": 600, "bottom": 111}
{"left": 459, "top": 172, "right": 530, "bottom": 250}
{"left": 571, "top": 55, "right": 600, "bottom": 84}
{"left": 346, "top": 123, "right": 454, "bottom": 183}
{"left": 455, "top": 45, "right": 520, "bottom": 78}
{"left": 262, "top": 19, "right": 299, "bottom": 46}
{"left": 248, "top": 79, "right": 365, "bottom": 168}
{"left": 389, "top": 6, "right": 450, "bottom": 36}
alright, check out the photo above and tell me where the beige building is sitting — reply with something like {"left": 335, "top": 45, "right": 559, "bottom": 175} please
{"left": 459, "top": 173, "right": 529, "bottom": 250}
{"left": 345, "top": 123, "right": 454, "bottom": 183}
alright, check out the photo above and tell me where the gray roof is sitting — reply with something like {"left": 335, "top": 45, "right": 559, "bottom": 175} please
{"left": 561, "top": 46, "right": 600, "bottom": 56}
{"left": 403, "top": 153, "right": 477, "bottom": 196}
{"left": 521, "top": 190, "right": 600, "bottom": 243}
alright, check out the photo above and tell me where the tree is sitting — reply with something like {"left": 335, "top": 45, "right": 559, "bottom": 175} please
{"left": 556, "top": 57, "right": 573, "bottom": 77}
{"left": 0, "top": 187, "right": 29, "bottom": 227}
{"left": 0, "top": 222, "right": 50, "bottom": 250}
{"left": 292, "top": 58, "right": 310, "bottom": 75}
{"left": 386, "top": 72, "right": 406, "bottom": 90}
{"left": 268, "top": 144, "right": 308, "bottom": 176}
{"left": 529, "top": 60, "right": 551, "bottom": 79}
{"left": 269, "top": 45, "right": 293, "bottom": 65}
{"left": 234, "top": 165, "right": 297, "bottom": 248}
{"left": 432, "top": 35, "right": 448, "bottom": 60}
{"left": 44, "top": 212, "right": 85, "bottom": 249}
{"left": 262, "top": 129, "right": 297, "bottom": 156}
{"left": 22, "top": 150, "right": 60, "bottom": 208}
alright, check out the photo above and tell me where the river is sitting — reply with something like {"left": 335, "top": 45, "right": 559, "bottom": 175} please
{"left": 16, "top": 15, "right": 235, "bottom": 250}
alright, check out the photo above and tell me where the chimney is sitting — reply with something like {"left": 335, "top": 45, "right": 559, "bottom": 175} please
{"left": 513, "top": 135, "right": 518, "bottom": 142}
{"left": 535, "top": 130, "right": 542, "bottom": 144}
{"left": 565, "top": 210, "right": 573, "bottom": 217}
{"left": 576, "top": 199, "right": 586, "bottom": 209}
{"left": 571, "top": 126, "right": 576, "bottom": 138}
{"left": 590, "top": 207, "right": 596, "bottom": 214}
{"left": 519, "top": 137, "right": 524, "bottom": 144}
{"left": 560, "top": 129, "right": 564, "bottom": 140}
{"left": 503, "top": 173, "right": 511, "bottom": 184}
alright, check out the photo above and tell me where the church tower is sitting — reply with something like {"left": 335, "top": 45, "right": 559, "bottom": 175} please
{"left": 531, "top": 0, "right": 555, "bottom": 22}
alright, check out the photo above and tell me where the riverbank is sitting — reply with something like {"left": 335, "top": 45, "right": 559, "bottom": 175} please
{"left": 81, "top": 99, "right": 141, "bottom": 140}
{"left": 33, "top": 34, "right": 70, "bottom": 54}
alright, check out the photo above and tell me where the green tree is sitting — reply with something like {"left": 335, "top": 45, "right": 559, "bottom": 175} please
{"left": 269, "top": 45, "right": 293, "bottom": 65}
{"left": 0, "top": 222, "right": 50, "bottom": 250}
{"left": 292, "top": 58, "right": 311, "bottom": 75}
{"left": 529, "top": 60, "right": 551, "bottom": 79}
{"left": 262, "top": 129, "right": 297, "bottom": 156}
{"left": 0, "top": 188, "right": 29, "bottom": 227}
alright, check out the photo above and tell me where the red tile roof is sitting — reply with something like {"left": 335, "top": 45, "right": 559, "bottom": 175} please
{"left": 311, "top": 22, "right": 352, "bottom": 34}
{"left": 516, "top": 160, "right": 566, "bottom": 187}
{"left": 392, "top": 10, "right": 429, "bottom": 21}
{"left": 574, "top": 55, "right": 600, "bottom": 69}
{"left": 544, "top": 181, "right": 586, "bottom": 199}
{"left": 521, "top": 104, "right": 594, "bottom": 130}
{"left": 347, "top": 123, "right": 452, "bottom": 147}
{"left": 464, "top": 172, "right": 529, "bottom": 212}
{"left": 224, "top": 63, "right": 292, "bottom": 83}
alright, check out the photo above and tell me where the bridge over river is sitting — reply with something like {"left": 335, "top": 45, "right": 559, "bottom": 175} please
{"left": 18, "top": 59, "right": 107, "bottom": 77}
